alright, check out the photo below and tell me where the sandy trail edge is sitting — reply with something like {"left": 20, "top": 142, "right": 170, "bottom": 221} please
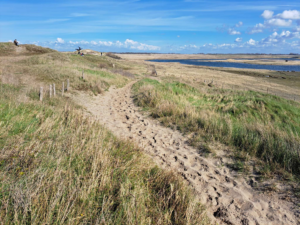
{"left": 74, "top": 81, "right": 298, "bottom": 225}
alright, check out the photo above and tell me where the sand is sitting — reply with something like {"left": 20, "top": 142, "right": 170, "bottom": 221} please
{"left": 75, "top": 81, "right": 299, "bottom": 225}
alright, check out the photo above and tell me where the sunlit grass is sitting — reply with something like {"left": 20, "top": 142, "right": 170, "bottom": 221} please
{"left": 0, "top": 44, "right": 209, "bottom": 224}
{"left": 133, "top": 78, "right": 300, "bottom": 175}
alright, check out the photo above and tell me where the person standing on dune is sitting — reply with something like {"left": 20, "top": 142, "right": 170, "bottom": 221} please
{"left": 14, "top": 39, "right": 19, "bottom": 46}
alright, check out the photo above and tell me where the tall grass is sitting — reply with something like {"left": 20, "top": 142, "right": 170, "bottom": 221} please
{"left": 133, "top": 78, "right": 300, "bottom": 175}
{"left": 1, "top": 51, "right": 129, "bottom": 96}
{"left": 0, "top": 81, "right": 209, "bottom": 224}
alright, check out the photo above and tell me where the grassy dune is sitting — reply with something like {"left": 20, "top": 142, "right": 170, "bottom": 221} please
{"left": 133, "top": 78, "right": 300, "bottom": 175}
{"left": 0, "top": 45, "right": 208, "bottom": 224}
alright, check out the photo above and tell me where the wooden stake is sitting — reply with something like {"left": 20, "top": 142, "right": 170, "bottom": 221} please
{"left": 53, "top": 84, "right": 56, "bottom": 96}
{"left": 82, "top": 70, "right": 84, "bottom": 79}
{"left": 67, "top": 79, "right": 70, "bottom": 91}
{"left": 49, "top": 85, "right": 52, "bottom": 98}
{"left": 39, "top": 87, "right": 43, "bottom": 101}
{"left": 62, "top": 82, "right": 64, "bottom": 96}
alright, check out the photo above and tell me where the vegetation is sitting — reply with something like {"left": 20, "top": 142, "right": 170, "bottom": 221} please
{"left": 0, "top": 42, "right": 56, "bottom": 56}
{"left": 0, "top": 44, "right": 208, "bottom": 224}
{"left": 106, "top": 52, "right": 122, "bottom": 60}
{"left": 133, "top": 78, "right": 300, "bottom": 175}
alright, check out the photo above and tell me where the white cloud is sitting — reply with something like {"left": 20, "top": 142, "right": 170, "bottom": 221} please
{"left": 56, "top": 38, "right": 65, "bottom": 44}
{"left": 69, "top": 41, "right": 79, "bottom": 45}
{"left": 277, "top": 10, "right": 300, "bottom": 20}
{"left": 8, "top": 40, "right": 13, "bottom": 43}
{"left": 99, "top": 41, "right": 113, "bottom": 46}
{"left": 123, "top": 39, "right": 161, "bottom": 51}
{"left": 179, "top": 44, "right": 199, "bottom": 50}
{"left": 80, "top": 41, "right": 89, "bottom": 44}
{"left": 228, "top": 28, "right": 241, "bottom": 35}
{"left": 217, "top": 23, "right": 242, "bottom": 35}
{"left": 247, "top": 39, "right": 256, "bottom": 45}
{"left": 259, "top": 30, "right": 300, "bottom": 46}
{"left": 266, "top": 18, "right": 292, "bottom": 27}
{"left": 65, "top": 39, "right": 161, "bottom": 51}
{"left": 235, "top": 37, "right": 242, "bottom": 42}
{"left": 235, "top": 21, "right": 243, "bottom": 27}
{"left": 177, "top": 35, "right": 180, "bottom": 38}
{"left": 248, "top": 23, "right": 265, "bottom": 34}
{"left": 261, "top": 10, "right": 274, "bottom": 19}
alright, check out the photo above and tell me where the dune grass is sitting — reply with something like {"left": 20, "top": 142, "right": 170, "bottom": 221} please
{"left": 0, "top": 82, "right": 209, "bottom": 225}
{"left": 133, "top": 78, "right": 300, "bottom": 175}
{"left": 0, "top": 42, "right": 56, "bottom": 56}
{"left": 0, "top": 44, "right": 209, "bottom": 224}
{"left": 1, "top": 51, "right": 129, "bottom": 96}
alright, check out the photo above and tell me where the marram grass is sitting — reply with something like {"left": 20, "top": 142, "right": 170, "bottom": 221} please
{"left": 0, "top": 83, "right": 208, "bottom": 225}
{"left": 133, "top": 78, "right": 300, "bottom": 175}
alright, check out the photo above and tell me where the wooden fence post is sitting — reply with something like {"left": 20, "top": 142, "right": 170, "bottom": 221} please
{"left": 49, "top": 85, "right": 52, "bottom": 98}
{"left": 53, "top": 84, "right": 56, "bottom": 96}
{"left": 62, "top": 82, "right": 64, "bottom": 96}
{"left": 39, "top": 87, "right": 43, "bottom": 101}
{"left": 82, "top": 70, "right": 84, "bottom": 79}
{"left": 67, "top": 79, "right": 70, "bottom": 91}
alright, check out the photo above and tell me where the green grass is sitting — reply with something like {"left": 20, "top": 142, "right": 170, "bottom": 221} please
{"left": 82, "top": 68, "right": 116, "bottom": 79}
{"left": 133, "top": 78, "right": 300, "bottom": 175}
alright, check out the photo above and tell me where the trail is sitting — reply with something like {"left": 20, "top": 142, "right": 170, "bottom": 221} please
{"left": 75, "top": 81, "right": 298, "bottom": 225}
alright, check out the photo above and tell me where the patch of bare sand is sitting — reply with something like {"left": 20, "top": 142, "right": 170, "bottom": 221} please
{"left": 74, "top": 82, "right": 299, "bottom": 225}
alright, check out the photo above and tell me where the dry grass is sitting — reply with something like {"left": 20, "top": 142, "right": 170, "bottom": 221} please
{"left": 0, "top": 50, "right": 129, "bottom": 96}
{"left": 0, "top": 42, "right": 56, "bottom": 56}
{"left": 118, "top": 53, "right": 300, "bottom": 102}
{"left": 0, "top": 44, "right": 209, "bottom": 225}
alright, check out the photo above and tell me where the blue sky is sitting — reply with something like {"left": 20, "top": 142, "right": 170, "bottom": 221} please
{"left": 1, "top": 0, "right": 300, "bottom": 53}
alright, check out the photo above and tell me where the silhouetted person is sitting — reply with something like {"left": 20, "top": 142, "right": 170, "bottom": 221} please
{"left": 76, "top": 46, "right": 82, "bottom": 54}
{"left": 14, "top": 39, "right": 19, "bottom": 46}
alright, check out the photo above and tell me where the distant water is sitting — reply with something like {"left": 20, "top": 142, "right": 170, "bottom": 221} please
{"left": 149, "top": 59, "right": 300, "bottom": 72}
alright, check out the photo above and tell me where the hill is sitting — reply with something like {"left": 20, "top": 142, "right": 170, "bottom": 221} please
{"left": 0, "top": 42, "right": 56, "bottom": 56}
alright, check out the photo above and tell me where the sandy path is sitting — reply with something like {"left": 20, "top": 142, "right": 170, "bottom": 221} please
{"left": 75, "top": 82, "right": 298, "bottom": 225}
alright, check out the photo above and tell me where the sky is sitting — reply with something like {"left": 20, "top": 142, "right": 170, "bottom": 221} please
{"left": 1, "top": 0, "right": 300, "bottom": 53}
